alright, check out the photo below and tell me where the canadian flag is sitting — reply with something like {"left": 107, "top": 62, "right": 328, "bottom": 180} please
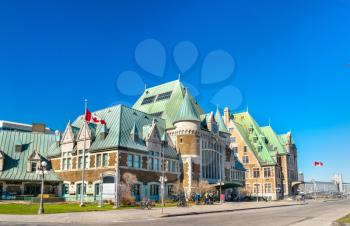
{"left": 85, "top": 109, "right": 106, "bottom": 125}
{"left": 314, "top": 161, "right": 324, "bottom": 167}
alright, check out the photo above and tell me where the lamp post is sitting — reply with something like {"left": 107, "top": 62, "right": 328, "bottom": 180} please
{"left": 37, "top": 161, "right": 48, "bottom": 215}
{"left": 160, "top": 133, "right": 168, "bottom": 214}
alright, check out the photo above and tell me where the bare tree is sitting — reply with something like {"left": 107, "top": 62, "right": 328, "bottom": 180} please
{"left": 172, "top": 181, "right": 184, "bottom": 196}
{"left": 192, "top": 181, "right": 214, "bottom": 195}
{"left": 120, "top": 172, "right": 138, "bottom": 205}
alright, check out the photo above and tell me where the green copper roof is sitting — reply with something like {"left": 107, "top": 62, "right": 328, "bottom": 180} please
{"left": 173, "top": 90, "right": 200, "bottom": 124}
{"left": 70, "top": 105, "right": 178, "bottom": 158}
{"left": 261, "top": 126, "right": 287, "bottom": 155}
{"left": 215, "top": 107, "right": 229, "bottom": 133}
{"left": 132, "top": 80, "right": 204, "bottom": 128}
{"left": 278, "top": 132, "right": 294, "bottom": 145}
{"left": 233, "top": 112, "right": 276, "bottom": 166}
{"left": 260, "top": 126, "right": 287, "bottom": 155}
{"left": 0, "top": 130, "right": 60, "bottom": 182}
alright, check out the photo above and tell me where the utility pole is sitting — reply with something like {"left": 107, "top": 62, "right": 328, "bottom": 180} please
{"left": 114, "top": 155, "right": 120, "bottom": 208}
{"left": 99, "top": 173, "right": 103, "bottom": 208}
{"left": 80, "top": 99, "right": 88, "bottom": 207}
{"left": 160, "top": 133, "right": 167, "bottom": 214}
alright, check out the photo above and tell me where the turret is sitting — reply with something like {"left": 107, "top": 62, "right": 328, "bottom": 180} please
{"left": 172, "top": 89, "right": 200, "bottom": 156}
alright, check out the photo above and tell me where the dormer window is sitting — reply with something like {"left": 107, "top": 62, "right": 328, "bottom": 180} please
{"left": 31, "top": 162, "right": 37, "bottom": 172}
{"left": 27, "top": 151, "right": 42, "bottom": 172}
{"left": 15, "top": 138, "right": 22, "bottom": 152}
{"left": 248, "top": 126, "right": 254, "bottom": 134}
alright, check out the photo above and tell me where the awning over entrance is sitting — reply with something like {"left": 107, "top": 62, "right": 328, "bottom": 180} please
{"left": 214, "top": 181, "right": 244, "bottom": 189}
{"left": 291, "top": 181, "right": 304, "bottom": 188}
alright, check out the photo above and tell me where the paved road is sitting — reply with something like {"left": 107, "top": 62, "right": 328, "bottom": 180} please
{"left": 0, "top": 199, "right": 349, "bottom": 226}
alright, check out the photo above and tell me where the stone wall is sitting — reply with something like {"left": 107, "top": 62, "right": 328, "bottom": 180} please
{"left": 176, "top": 135, "right": 200, "bottom": 156}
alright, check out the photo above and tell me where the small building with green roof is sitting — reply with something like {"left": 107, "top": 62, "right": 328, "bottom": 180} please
{"left": 0, "top": 129, "right": 61, "bottom": 199}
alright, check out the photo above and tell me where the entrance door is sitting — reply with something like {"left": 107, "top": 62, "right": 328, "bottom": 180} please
{"left": 76, "top": 183, "right": 86, "bottom": 200}
{"left": 102, "top": 176, "right": 115, "bottom": 200}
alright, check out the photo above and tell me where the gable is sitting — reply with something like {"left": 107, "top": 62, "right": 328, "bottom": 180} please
{"left": 77, "top": 121, "right": 93, "bottom": 141}
{"left": 62, "top": 123, "right": 75, "bottom": 144}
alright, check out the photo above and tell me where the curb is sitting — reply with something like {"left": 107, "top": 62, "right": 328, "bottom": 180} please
{"left": 332, "top": 222, "right": 350, "bottom": 226}
{"left": 162, "top": 203, "right": 306, "bottom": 218}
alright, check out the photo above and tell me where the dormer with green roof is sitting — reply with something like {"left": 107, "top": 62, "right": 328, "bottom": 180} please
{"left": 260, "top": 125, "right": 287, "bottom": 156}
{"left": 231, "top": 111, "right": 276, "bottom": 166}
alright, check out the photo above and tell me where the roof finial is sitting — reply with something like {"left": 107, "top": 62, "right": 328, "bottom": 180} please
{"left": 144, "top": 83, "right": 147, "bottom": 91}
{"left": 178, "top": 73, "right": 181, "bottom": 81}
{"left": 246, "top": 105, "right": 249, "bottom": 113}
{"left": 268, "top": 118, "right": 271, "bottom": 126}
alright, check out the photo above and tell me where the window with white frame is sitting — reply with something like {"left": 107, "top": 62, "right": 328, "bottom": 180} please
{"left": 243, "top": 155, "right": 249, "bottom": 164}
{"left": 265, "top": 183, "right": 272, "bottom": 193}
{"left": 96, "top": 154, "right": 101, "bottom": 167}
{"left": 264, "top": 167, "right": 271, "bottom": 178}
{"left": 102, "top": 153, "right": 108, "bottom": 167}
{"left": 253, "top": 184, "right": 260, "bottom": 194}
{"left": 127, "top": 154, "right": 133, "bottom": 167}
{"left": 134, "top": 155, "right": 141, "bottom": 168}
{"left": 253, "top": 168, "right": 260, "bottom": 178}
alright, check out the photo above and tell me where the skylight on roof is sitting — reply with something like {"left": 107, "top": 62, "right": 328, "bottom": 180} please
{"left": 156, "top": 91, "right": 172, "bottom": 102}
{"left": 141, "top": 95, "right": 156, "bottom": 105}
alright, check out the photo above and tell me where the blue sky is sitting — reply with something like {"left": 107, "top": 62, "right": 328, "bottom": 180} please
{"left": 0, "top": 0, "right": 349, "bottom": 182}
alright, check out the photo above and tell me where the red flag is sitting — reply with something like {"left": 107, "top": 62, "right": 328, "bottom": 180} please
{"left": 85, "top": 109, "right": 92, "bottom": 122}
{"left": 314, "top": 161, "right": 324, "bottom": 167}
{"left": 85, "top": 109, "right": 106, "bottom": 125}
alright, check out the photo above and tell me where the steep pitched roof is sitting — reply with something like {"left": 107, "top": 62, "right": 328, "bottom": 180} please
{"left": 215, "top": 107, "right": 229, "bottom": 133}
{"left": 173, "top": 90, "right": 200, "bottom": 124}
{"left": 0, "top": 130, "right": 60, "bottom": 182}
{"left": 70, "top": 105, "right": 178, "bottom": 158}
{"left": 278, "top": 132, "right": 294, "bottom": 145}
{"left": 132, "top": 80, "right": 204, "bottom": 128}
{"left": 232, "top": 112, "right": 276, "bottom": 166}
{"left": 260, "top": 126, "right": 287, "bottom": 155}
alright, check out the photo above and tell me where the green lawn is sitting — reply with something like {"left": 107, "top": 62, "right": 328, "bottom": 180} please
{"left": 0, "top": 203, "right": 133, "bottom": 214}
{"left": 0, "top": 202, "right": 179, "bottom": 214}
{"left": 337, "top": 214, "right": 350, "bottom": 224}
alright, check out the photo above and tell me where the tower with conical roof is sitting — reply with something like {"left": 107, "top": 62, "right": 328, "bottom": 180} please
{"left": 172, "top": 89, "right": 201, "bottom": 197}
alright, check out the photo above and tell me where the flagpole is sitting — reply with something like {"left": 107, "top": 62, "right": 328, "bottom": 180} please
{"left": 80, "top": 99, "right": 88, "bottom": 207}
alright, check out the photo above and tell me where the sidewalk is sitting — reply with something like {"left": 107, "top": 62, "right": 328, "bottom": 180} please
{"left": 0, "top": 201, "right": 305, "bottom": 224}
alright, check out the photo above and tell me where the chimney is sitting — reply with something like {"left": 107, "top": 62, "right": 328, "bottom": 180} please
{"left": 224, "top": 107, "right": 230, "bottom": 126}
{"left": 32, "top": 123, "right": 46, "bottom": 133}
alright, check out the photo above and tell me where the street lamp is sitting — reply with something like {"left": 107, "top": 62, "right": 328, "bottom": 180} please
{"left": 160, "top": 133, "right": 168, "bottom": 214}
{"left": 36, "top": 161, "right": 49, "bottom": 214}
